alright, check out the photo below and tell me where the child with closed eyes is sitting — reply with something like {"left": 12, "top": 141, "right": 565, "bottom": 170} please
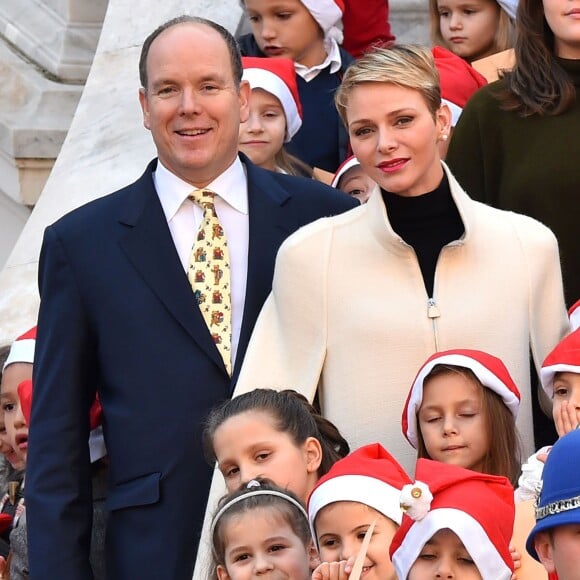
{"left": 402, "top": 348, "right": 522, "bottom": 486}
{"left": 210, "top": 478, "right": 315, "bottom": 580}
{"left": 391, "top": 458, "right": 516, "bottom": 579}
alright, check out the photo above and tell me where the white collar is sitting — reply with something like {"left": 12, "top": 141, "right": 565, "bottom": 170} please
{"left": 155, "top": 157, "right": 248, "bottom": 221}
{"left": 294, "top": 38, "right": 342, "bottom": 80}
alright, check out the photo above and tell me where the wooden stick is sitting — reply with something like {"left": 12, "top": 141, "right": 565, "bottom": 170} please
{"left": 348, "top": 519, "right": 377, "bottom": 580}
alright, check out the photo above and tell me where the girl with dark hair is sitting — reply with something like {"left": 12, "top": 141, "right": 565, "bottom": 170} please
{"left": 203, "top": 388, "right": 349, "bottom": 503}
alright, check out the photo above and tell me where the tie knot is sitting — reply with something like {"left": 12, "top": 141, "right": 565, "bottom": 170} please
{"left": 190, "top": 188, "right": 215, "bottom": 209}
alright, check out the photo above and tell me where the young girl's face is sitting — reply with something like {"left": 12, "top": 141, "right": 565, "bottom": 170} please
{"left": 0, "top": 363, "right": 31, "bottom": 464}
{"left": 418, "top": 371, "right": 488, "bottom": 472}
{"left": 408, "top": 528, "right": 483, "bottom": 579}
{"left": 552, "top": 371, "right": 580, "bottom": 437}
{"left": 436, "top": 0, "right": 501, "bottom": 61}
{"left": 337, "top": 167, "right": 377, "bottom": 204}
{"left": 239, "top": 88, "right": 286, "bottom": 171}
{"left": 244, "top": 0, "right": 326, "bottom": 68}
{"left": 212, "top": 410, "right": 321, "bottom": 502}
{"left": 0, "top": 415, "right": 24, "bottom": 470}
{"left": 216, "top": 507, "right": 311, "bottom": 580}
{"left": 315, "top": 501, "right": 398, "bottom": 580}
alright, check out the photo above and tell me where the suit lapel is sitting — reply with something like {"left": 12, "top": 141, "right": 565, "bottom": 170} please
{"left": 118, "top": 161, "right": 226, "bottom": 374}
{"left": 233, "top": 160, "right": 295, "bottom": 380}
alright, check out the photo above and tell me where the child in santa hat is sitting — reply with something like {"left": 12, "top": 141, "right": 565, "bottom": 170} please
{"left": 432, "top": 46, "right": 487, "bottom": 159}
{"left": 240, "top": 57, "right": 312, "bottom": 177}
{"left": 237, "top": 0, "right": 353, "bottom": 174}
{"left": 527, "top": 429, "right": 580, "bottom": 580}
{"left": 390, "top": 458, "right": 515, "bottom": 579}
{"left": 429, "top": 0, "right": 517, "bottom": 63}
{"left": 402, "top": 349, "right": 522, "bottom": 486}
{"left": 0, "top": 327, "right": 108, "bottom": 580}
{"left": 330, "top": 156, "right": 377, "bottom": 204}
{"left": 308, "top": 443, "right": 411, "bottom": 580}
{"left": 518, "top": 329, "right": 580, "bottom": 504}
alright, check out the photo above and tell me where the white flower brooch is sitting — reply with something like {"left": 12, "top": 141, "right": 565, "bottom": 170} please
{"left": 400, "top": 481, "right": 433, "bottom": 521}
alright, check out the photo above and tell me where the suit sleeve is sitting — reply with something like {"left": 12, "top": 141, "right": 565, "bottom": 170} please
{"left": 234, "top": 222, "right": 332, "bottom": 403}
{"left": 27, "top": 225, "right": 96, "bottom": 579}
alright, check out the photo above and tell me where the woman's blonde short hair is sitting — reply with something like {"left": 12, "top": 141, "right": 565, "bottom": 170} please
{"left": 429, "top": 0, "right": 515, "bottom": 58}
{"left": 335, "top": 45, "right": 441, "bottom": 127}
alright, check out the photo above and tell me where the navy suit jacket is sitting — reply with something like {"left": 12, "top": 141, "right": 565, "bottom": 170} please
{"left": 27, "top": 157, "right": 356, "bottom": 579}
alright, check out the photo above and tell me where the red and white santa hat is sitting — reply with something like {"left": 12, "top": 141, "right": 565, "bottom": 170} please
{"left": 402, "top": 349, "right": 521, "bottom": 448}
{"left": 307, "top": 443, "right": 411, "bottom": 543}
{"left": 2, "top": 326, "right": 36, "bottom": 372}
{"left": 242, "top": 56, "right": 303, "bottom": 142}
{"left": 300, "top": 0, "right": 344, "bottom": 43}
{"left": 390, "top": 459, "right": 515, "bottom": 580}
{"left": 568, "top": 299, "right": 580, "bottom": 331}
{"left": 330, "top": 155, "right": 361, "bottom": 188}
{"left": 433, "top": 46, "right": 487, "bottom": 127}
{"left": 540, "top": 329, "right": 580, "bottom": 396}
{"left": 497, "top": 0, "right": 518, "bottom": 19}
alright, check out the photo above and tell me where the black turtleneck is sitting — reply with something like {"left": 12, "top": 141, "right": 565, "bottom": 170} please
{"left": 381, "top": 173, "right": 464, "bottom": 297}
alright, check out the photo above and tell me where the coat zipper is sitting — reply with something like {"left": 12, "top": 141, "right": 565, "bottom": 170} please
{"left": 427, "top": 297, "right": 440, "bottom": 352}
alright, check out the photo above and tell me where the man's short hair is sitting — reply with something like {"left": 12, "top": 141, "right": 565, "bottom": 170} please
{"left": 139, "top": 15, "right": 243, "bottom": 90}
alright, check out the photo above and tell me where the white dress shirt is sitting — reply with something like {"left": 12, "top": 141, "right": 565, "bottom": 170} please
{"left": 153, "top": 158, "right": 249, "bottom": 367}
{"left": 294, "top": 38, "right": 342, "bottom": 82}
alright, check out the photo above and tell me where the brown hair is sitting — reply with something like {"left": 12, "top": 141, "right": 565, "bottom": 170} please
{"left": 203, "top": 388, "right": 349, "bottom": 477}
{"left": 429, "top": 0, "right": 515, "bottom": 61}
{"left": 275, "top": 149, "right": 314, "bottom": 178}
{"left": 416, "top": 365, "right": 522, "bottom": 486}
{"left": 499, "top": 0, "right": 576, "bottom": 116}
{"left": 211, "top": 478, "right": 311, "bottom": 573}
{"left": 335, "top": 45, "right": 441, "bottom": 127}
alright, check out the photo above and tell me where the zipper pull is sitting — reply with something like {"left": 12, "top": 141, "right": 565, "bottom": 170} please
{"left": 428, "top": 298, "right": 440, "bottom": 319}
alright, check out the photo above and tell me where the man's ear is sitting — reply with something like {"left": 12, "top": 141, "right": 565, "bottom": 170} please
{"left": 308, "top": 538, "right": 321, "bottom": 570}
{"left": 304, "top": 436, "right": 323, "bottom": 474}
{"left": 139, "top": 88, "right": 151, "bottom": 130}
{"left": 534, "top": 531, "right": 556, "bottom": 573}
{"left": 216, "top": 564, "right": 231, "bottom": 580}
{"left": 239, "top": 80, "right": 251, "bottom": 124}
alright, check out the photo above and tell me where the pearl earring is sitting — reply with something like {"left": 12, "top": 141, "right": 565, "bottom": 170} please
{"left": 441, "top": 134, "right": 449, "bottom": 141}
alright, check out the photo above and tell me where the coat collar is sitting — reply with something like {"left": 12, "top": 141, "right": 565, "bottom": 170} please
{"left": 366, "top": 162, "right": 473, "bottom": 254}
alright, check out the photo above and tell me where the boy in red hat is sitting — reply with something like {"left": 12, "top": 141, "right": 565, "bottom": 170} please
{"left": 390, "top": 459, "right": 515, "bottom": 579}
{"left": 237, "top": 0, "right": 353, "bottom": 173}
{"left": 308, "top": 443, "right": 411, "bottom": 580}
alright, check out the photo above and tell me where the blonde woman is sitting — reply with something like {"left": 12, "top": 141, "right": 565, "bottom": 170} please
{"left": 234, "top": 45, "right": 567, "bottom": 473}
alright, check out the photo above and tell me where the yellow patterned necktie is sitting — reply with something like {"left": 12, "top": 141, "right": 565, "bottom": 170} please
{"left": 188, "top": 189, "right": 232, "bottom": 375}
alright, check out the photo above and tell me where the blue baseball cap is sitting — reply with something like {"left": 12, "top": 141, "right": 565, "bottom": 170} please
{"left": 526, "top": 429, "right": 580, "bottom": 560}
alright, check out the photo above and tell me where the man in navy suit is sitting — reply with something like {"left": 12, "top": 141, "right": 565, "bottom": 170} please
{"left": 26, "top": 16, "right": 356, "bottom": 580}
